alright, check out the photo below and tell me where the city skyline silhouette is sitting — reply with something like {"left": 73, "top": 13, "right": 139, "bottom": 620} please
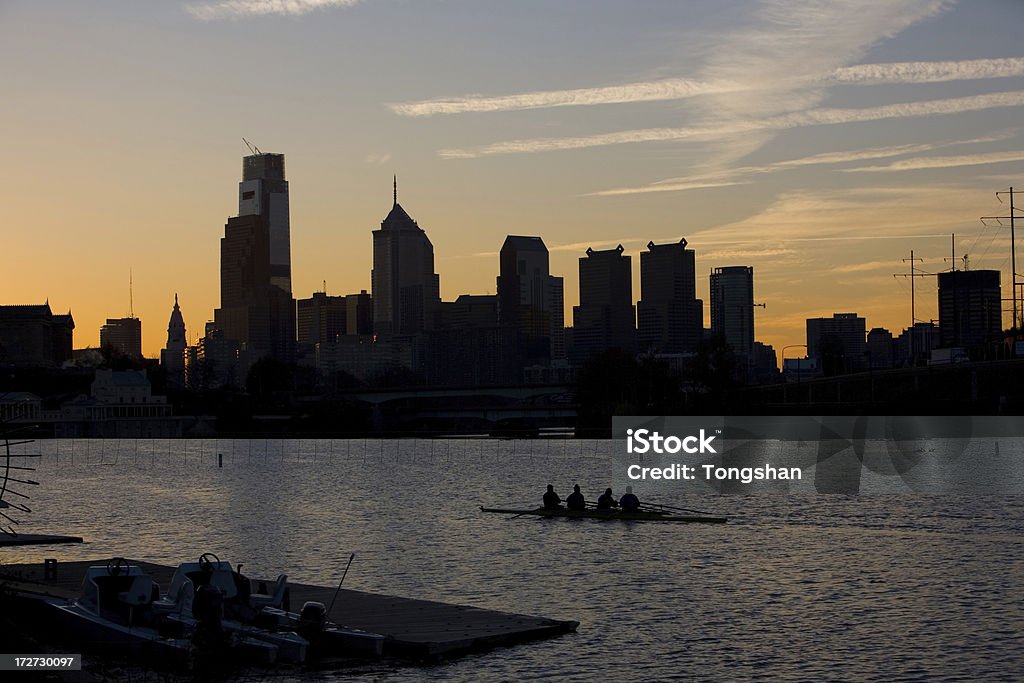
{"left": 3, "top": 1, "right": 1024, "bottom": 359}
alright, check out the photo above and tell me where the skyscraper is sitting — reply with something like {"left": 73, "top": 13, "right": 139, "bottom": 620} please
{"left": 100, "top": 317, "right": 142, "bottom": 359}
{"left": 496, "top": 235, "right": 566, "bottom": 365}
{"left": 160, "top": 294, "right": 186, "bottom": 387}
{"left": 239, "top": 152, "right": 291, "bottom": 294}
{"left": 571, "top": 245, "right": 635, "bottom": 363}
{"left": 371, "top": 178, "right": 440, "bottom": 336}
{"left": 710, "top": 266, "right": 754, "bottom": 356}
{"left": 937, "top": 269, "right": 1001, "bottom": 348}
{"left": 213, "top": 152, "right": 296, "bottom": 366}
{"left": 637, "top": 238, "right": 702, "bottom": 354}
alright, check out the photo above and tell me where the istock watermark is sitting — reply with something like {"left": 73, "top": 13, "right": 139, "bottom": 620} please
{"left": 613, "top": 415, "right": 1024, "bottom": 496}
{"left": 625, "top": 427, "right": 719, "bottom": 454}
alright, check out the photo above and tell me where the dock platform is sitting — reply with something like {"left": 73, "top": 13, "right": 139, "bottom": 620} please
{"left": 0, "top": 558, "right": 577, "bottom": 660}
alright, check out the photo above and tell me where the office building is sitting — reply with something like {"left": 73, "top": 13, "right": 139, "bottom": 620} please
{"left": 937, "top": 269, "right": 1001, "bottom": 348}
{"left": 710, "top": 266, "right": 755, "bottom": 356}
{"left": 239, "top": 151, "right": 291, "bottom": 293}
{"left": 496, "top": 235, "right": 566, "bottom": 364}
{"left": 427, "top": 294, "right": 519, "bottom": 386}
{"left": 100, "top": 317, "right": 143, "bottom": 359}
{"left": 371, "top": 179, "right": 440, "bottom": 336}
{"left": 0, "top": 303, "right": 74, "bottom": 368}
{"left": 213, "top": 152, "right": 296, "bottom": 365}
{"left": 571, "top": 245, "right": 635, "bottom": 363}
{"left": 894, "top": 322, "right": 939, "bottom": 367}
{"left": 345, "top": 290, "right": 374, "bottom": 336}
{"left": 806, "top": 313, "right": 867, "bottom": 373}
{"left": 866, "top": 327, "right": 894, "bottom": 370}
{"left": 637, "top": 239, "right": 702, "bottom": 354}
{"left": 297, "top": 292, "right": 347, "bottom": 346}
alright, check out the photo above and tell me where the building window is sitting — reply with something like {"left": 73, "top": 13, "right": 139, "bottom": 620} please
{"left": 242, "top": 191, "right": 255, "bottom": 200}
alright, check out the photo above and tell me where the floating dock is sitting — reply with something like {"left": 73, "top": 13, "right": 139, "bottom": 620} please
{"left": 0, "top": 558, "right": 577, "bottom": 660}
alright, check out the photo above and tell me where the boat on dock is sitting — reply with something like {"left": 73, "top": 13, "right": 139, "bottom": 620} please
{"left": 44, "top": 559, "right": 194, "bottom": 665}
{"left": 157, "top": 553, "right": 385, "bottom": 661}
{"left": 480, "top": 506, "right": 728, "bottom": 523}
{"left": 257, "top": 603, "right": 386, "bottom": 658}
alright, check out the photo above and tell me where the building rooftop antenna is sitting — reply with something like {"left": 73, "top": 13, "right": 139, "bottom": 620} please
{"left": 129, "top": 268, "right": 134, "bottom": 319}
{"left": 242, "top": 137, "right": 262, "bottom": 155}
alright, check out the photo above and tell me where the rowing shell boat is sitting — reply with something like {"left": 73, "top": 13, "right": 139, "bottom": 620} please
{"left": 480, "top": 507, "right": 727, "bottom": 524}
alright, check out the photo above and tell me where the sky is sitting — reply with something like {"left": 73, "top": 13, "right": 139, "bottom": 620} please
{"left": 3, "top": 0, "right": 1024, "bottom": 359}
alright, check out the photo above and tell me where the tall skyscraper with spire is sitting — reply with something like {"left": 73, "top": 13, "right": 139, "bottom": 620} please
{"left": 213, "top": 151, "right": 296, "bottom": 368}
{"left": 160, "top": 294, "right": 187, "bottom": 388}
{"left": 371, "top": 178, "right": 440, "bottom": 336}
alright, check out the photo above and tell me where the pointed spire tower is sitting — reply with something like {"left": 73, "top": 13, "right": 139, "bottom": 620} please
{"left": 371, "top": 176, "right": 440, "bottom": 335}
{"left": 161, "top": 294, "right": 187, "bottom": 388}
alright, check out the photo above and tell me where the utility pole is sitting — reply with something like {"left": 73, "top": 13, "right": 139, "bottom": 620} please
{"left": 893, "top": 250, "right": 930, "bottom": 360}
{"left": 943, "top": 234, "right": 956, "bottom": 272}
{"left": 981, "top": 187, "right": 1022, "bottom": 331}
{"left": 942, "top": 233, "right": 970, "bottom": 273}
{"left": 893, "top": 250, "right": 929, "bottom": 324}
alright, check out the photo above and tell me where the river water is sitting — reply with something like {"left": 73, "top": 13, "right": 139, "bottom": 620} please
{"left": 4, "top": 439, "right": 1023, "bottom": 681}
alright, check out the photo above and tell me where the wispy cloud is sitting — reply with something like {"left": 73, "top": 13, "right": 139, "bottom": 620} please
{"left": 393, "top": 3, "right": 972, "bottom": 119}
{"left": 393, "top": 57, "right": 1024, "bottom": 118}
{"left": 586, "top": 179, "right": 747, "bottom": 197}
{"left": 845, "top": 149, "right": 1024, "bottom": 173}
{"left": 831, "top": 57, "right": 1024, "bottom": 85}
{"left": 439, "top": 91, "right": 1024, "bottom": 158}
{"left": 833, "top": 261, "right": 897, "bottom": 273}
{"left": 185, "top": 0, "right": 361, "bottom": 20}
{"left": 390, "top": 78, "right": 744, "bottom": 117}
{"left": 365, "top": 153, "right": 392, "bottom": 165}
{"left": 590, "top": 134, "right": 1014, "bottom": 196}
{"left": 689, "top": 185, "right": 976, "bottom": 250}
{"left": 702, "top": 247, "right": 796, "bottom": 260}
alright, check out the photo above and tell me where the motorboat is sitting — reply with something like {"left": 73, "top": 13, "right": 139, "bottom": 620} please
{"left": 157, "top": 553, "right": 385, "bottom": 661}
{"left": 155, "top": 553, "right": 306, "bottom": 663}
{"left": 46, "top": 558, "right": 192, "bottom": 665}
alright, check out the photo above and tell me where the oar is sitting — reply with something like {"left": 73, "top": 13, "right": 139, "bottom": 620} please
{"left": 641, "top": 502, "right": 716, "bottom": 516}
{"left": 327, "top": 553, "right": 355, "bottom": 616}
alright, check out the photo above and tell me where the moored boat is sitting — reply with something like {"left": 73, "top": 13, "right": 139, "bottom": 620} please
{"left": 257, "top": 603, "right": 386, "bottom": 658}
{"left": 480, "top": 506, "right": 727, "bottom": 523}
{"left": 46, "top": 558, "right": 193, "bottom": 666}
{"left": 158, "top": 553, "right": 385, "bottom": 660}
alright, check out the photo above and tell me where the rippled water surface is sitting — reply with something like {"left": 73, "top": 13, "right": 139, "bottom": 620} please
{"left": 6, "top": 439, "right": 1024, "bottom": 681}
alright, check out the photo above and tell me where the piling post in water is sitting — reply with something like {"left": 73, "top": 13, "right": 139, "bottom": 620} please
{"left": 218, "top": 453, "right": 223, "bottom": 468}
